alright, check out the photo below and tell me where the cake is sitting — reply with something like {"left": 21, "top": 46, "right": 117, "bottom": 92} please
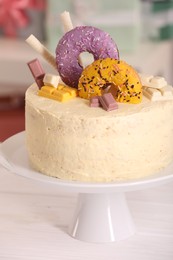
{"left": 25, "top": 13, "right": 173, "bottom": 183}
{"left": 25, "top": 83, "right": 173, "bottom": 182}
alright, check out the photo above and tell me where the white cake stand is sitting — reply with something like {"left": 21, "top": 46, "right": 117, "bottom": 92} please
{"left": 1, "top": 132, "right": 173, "bottom": 243}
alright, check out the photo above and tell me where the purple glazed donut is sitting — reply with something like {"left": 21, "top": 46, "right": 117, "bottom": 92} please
{"left": 56, "top": 26, "right": 119, "bottom": 88}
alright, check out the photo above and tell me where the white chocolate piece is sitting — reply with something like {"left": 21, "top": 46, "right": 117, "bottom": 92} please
{"left": 60, "top": 11, "right": 73, "bottom": 32}
{"left": 143, "top": 87, "right": 160, "bottom": 101}
{"left": 26, "top": 34, "right": 57, "bottom": 70}
{"left": 150, "top": 76, "right": 167, "bottom": 89}
{"left": 139, "top": 74, "right": 154, "bottom": 87}
{"left": 159, "top": 85, "right": 173, "bottom": 98}
{"left": 143, "top": 85, "right": 173, "bottom": 101}
{"left": 139, "top": 74, "right": 167, "bottom": 89}
{"left": 43, "top": 74, "right": 60, "bottom": 88}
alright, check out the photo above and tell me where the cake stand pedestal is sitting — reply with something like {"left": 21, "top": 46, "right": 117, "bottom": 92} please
{"left": 1, "top": 132, "right": 173, "bottom": 243}
{"left": 69, "top": 192, "right": 134, "bottom": 242}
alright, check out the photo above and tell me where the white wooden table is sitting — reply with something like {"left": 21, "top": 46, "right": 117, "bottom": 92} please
{"left": 0, "top": 164, "right": 173, "bottom": 260}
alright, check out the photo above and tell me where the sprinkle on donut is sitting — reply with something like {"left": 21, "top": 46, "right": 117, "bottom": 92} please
{"left": 56, "top": 26, "right": 119, "bottom": 88}
{"left": 78, "top": 58, "right": 142, "bottom": 104}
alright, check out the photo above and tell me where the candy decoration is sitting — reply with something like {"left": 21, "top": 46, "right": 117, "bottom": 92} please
{"left": 26, "top": 34, "right": 57, "bottom": 70}
{"left": 89, "top": 93, "right": 118, "bottom": 111}
{"left": 90, "top": 96, "right": 100, "bottom": 107}
{"left": 60, "top": 11, "right": 73, "bottom": 33}
{"left": 56, "top": 26, "right": 119, "bottom": 88}
{"left": 98, "top": 93, "right": 118, "bottom": 111}
{"left": 78, "top": 58, "right": 142, "bottom": 104}
{"left": 38, "top": 84, "right": 78, "bottom": 102}
{"left": 43, "top": 74, "right": 60, "bottom": 88}
{"left": 143, "top": 85, "right": 173, "bottom": 101}
{"left": 139, "top": 74, "right": 167, "bottom": 89}
{"left": 27, "top": 58, "right": 45, "bottom": 89}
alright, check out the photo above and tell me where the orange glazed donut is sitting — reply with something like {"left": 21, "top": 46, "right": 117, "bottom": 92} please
{"left": 78, "top": 58, "right": 142, "bottom": 104}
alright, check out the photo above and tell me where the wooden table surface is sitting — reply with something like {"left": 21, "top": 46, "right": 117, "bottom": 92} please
{"left": 0, "top": 162, "right": 173, "bottom": 260}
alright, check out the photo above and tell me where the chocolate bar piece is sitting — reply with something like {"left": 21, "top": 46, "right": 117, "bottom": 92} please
{"left": 35, "top": 76, "right": 44, "bottom": 89}
{"left": 27, "top": 59, "right": 45, "bottom": 79}
{"left": 99, "top": 93, "right": 118, "bottom": 111}
{"left": 90, "top": 96, "right": 100, "bottom": 107}
{"left": 38, "top": 85, "right": 78, "bottom": 102}
{"left": 27, "top": 59, "right": 45, "bottom": 89}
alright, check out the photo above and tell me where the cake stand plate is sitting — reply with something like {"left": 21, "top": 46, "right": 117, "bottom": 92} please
{"left": 1, "top": 132, "right": 173, "bottom": 243}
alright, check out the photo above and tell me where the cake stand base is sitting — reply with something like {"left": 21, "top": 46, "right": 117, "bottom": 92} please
{"left": 69, "top": 192, "right": 134, "bottom": 242}
{"left": 1, "top": 132, "right": 173, "bottom": 243}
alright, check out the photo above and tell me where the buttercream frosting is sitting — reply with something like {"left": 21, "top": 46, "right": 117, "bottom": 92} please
{"left": 25, "top": 84, "right": 173, "bottom": 182}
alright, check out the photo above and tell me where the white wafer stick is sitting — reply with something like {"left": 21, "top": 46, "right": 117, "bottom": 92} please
{"left": 26, "top": 34, "right": 57, "bottom": 70}
{"left": 60, "top": 11, "right": 83, "bottom": 67}
{"left": 60, "top": 11, "right": 73, "bottom": 32}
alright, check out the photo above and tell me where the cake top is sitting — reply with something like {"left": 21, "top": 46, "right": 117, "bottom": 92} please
{"left": 27, "top": 83, "right": 173, "bottom": 120}
{"left": 25, "top": 11, "right": 173, "bottom": 113}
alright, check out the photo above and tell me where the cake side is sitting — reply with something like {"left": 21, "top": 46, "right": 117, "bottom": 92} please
{"left": 26, "top": 84, "right": 173, "bottom": 182}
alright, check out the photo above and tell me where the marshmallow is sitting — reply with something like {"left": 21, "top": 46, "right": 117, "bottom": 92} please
{"left": 43, "top": 74, "right": 60, "bottom": 88}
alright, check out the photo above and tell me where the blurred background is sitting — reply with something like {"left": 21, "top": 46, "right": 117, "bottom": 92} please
{"left": 0, "top": 0, "right": 173, "bottom": 141}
